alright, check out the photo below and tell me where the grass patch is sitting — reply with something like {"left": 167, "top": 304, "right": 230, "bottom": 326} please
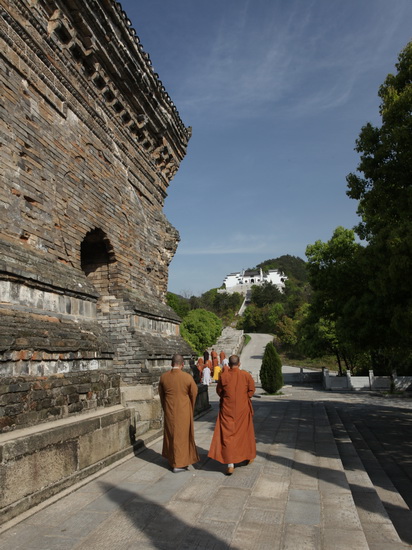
{"left": 378, "top": 390, "right": 412, "bottom": 398}
{"left": 243, "top": 334, "right": 251, "bottom": 347}
{"left": 280, "top": 352, "right": 338, "bottom": 371}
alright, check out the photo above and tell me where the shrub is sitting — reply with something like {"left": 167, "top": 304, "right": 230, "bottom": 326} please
{"left": 260, "top": 341, "right": 283, "bottom": 393}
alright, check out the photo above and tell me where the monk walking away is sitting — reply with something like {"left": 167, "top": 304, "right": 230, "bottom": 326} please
{"left": 211, "top": 348, "right": 218, "bottom": 368}
{"left": 208, "top": 354, "right": 256, "bottom": 475}
{"left": 158, "top": 354, "right": 200, "bottom": 472}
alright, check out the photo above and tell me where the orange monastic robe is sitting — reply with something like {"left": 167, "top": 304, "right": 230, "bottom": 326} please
{"left": 211, "top": 350, "right": 218, "bottom": 367}
{"left": 158, "top": 369, "right": 200, "bottom": 468}
{"left": 219, "top": 351, "right": 226, "bottom": 365}
{"left": 196, "top": 357, "right": 204, "bottom": 375}
{"left": 208, "top": 367, "right": 256, "bottom": 464}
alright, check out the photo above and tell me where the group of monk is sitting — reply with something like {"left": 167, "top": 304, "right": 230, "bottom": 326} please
{"left": 195, "top": 348, "right": 229, "bottom": 385}
{"left": 158, "top": 353, "right": 256, "bottom": 475}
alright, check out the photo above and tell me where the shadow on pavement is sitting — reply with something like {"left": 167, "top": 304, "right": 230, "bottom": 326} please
{"left": 251, "top": 388, "right": 412, "bottom": 545}
{"left": 132, "top": 444, "right": 169, "bottom": 470}
{"left": 88, "top": 482, "right": 238, "bottom": 550}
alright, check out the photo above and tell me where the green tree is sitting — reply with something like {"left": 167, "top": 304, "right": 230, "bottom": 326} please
{"left": 198, "top": 288, "right": 219, "bottom": 310}
{"left": 166, "top": 292, "right": 190, "bottom": 319}
{"left": 251, "top": 282, "right": 284, "bottom": 308}
{"left": 298, "top": 312, "right": 344, "bottom": 373}
{"left": 210, "top": 291, "right": 243, "bottom": 324}
{"left": 282, "top": 278, "right": 312, "bottom": 318}
{"left": 196, "top": 288, "right": 244, "bottom": 324}
{"left": 304, "top": 227, "right": 365, "bottom": 372}
{"left": 256, "top": 256, "right": 310, "bottom": 319}
{"left": 275, "top": 316, "right": 298, "bottom": 349}
{"left": 240, "top": 302, "right": 285, "bottom": 334}
{"left": 260, "top": 341, "right": 283, "bottom": 393}
{"left": 346, "top": 41, "right": 412, "bottom": 357}
{"left": 267, "top": 303, "right": 285, "bottom": 332}
{"left": 180, "top": 309, "right": 222, "bottom": 355}
{"left": 213, "top": 291, "right": 243, "bottom": 314}
{"left": 305, "top": 226, "right": 363, "bottom": 319}
{"left": 347, "top": 41, "right": 412, "bottom": 244}
{"left": 240, "top": 304, "right": 265, "bottom": 332}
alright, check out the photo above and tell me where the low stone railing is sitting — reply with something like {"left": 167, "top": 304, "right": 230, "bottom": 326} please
{"left": 323, "top": 369, "right": 412, "bottom": 391}
{"left": 282, "top": 369, "right": 323, "bottom": 385}
{"left": 0, "top": 405, "right": 140, "bottom": 526}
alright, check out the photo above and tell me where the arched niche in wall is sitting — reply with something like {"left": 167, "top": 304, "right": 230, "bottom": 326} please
{"left": 81, "top": 228, "right": 116, "bottom": 295}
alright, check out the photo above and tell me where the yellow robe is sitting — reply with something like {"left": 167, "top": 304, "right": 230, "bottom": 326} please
{"left": 158, "top": 369, "right": 200, "bottom": 468}
{"left": 213, "top": 365, "right": 221, "bottom": 381}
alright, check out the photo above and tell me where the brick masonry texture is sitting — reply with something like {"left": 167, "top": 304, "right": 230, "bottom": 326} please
{"left": 0, "top": 0, "right": 194, "bottom": 431}
{"left": 0, "top": 371, "right": 120, "bottom": 432}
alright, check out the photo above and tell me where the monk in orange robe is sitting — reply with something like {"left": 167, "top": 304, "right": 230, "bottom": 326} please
{"left": 196, "top": 357, "right": 204, "bottom": 379}
{"left": 219, "top": 350, "right": 226, "bottom": 365}
{"left": 211, "top": 348, "right": 218, "bottom": 368}
{"left": 158, "top": 354, "right": 200, "bottom": 472}
{"left": 208, "top": 354, "right": 256, "bottom": 475}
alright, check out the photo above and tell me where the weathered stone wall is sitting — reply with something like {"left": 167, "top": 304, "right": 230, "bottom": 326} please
{"left": 0, "top": 404, "right": 147, "bottom": 525}
{"left": 0, "top": 0, "right": 200, "bottom": 523}
{"left": 0, "top": 371, "right": 120, "bottom": 432}
{"left": 0, "top": 1, "right": 203, "bottom": 523}
{"left": 0, "top": 0, "right": 194, "bottom": 415}
{"left": 1, "top": 0, "right": 189, "bottom": 292}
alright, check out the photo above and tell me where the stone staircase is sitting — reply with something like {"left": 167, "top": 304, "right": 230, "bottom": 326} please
{"left": 255, "top": 392, "right": 412, "bottom": 549}
{"left": 211, "top": 326, "right": 244, "bottom": 356}
{"left": 325, "top": 404, "right": 412, "bottom": 549}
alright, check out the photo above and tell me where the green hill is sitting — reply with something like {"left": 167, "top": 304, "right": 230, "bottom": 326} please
{"left": 256, "top": 254, "right": 307, "bottom": 283}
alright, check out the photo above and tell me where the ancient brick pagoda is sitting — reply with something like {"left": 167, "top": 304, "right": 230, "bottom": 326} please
{"left": 0, "top": 0, "right": 196, "bottom": 522}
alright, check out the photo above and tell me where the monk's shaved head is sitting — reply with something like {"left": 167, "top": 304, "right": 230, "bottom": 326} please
{"left": 229, "top": 355, "right": 240, "bottom": 367}
{"left": 171, "top": 354, "right": 184, "bottom": 366}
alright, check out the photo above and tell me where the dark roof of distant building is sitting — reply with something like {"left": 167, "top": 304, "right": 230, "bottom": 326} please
{"left": 244, "top": 269, "right": 260, "bottom": 276}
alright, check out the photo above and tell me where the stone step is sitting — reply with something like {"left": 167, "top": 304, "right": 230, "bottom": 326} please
{"left": 255, "top": 399, "right": 370, "bottom": 549}
{"left": 211, "top": 327, "right": 244, "bottom": 356}
{"left": 338, "top": 409, "right": 412, "bottom": 546}
{"left": 311, "top": 402, "right": 370, "bottom": 550}
{"left": 350, "top": 413, "right": 412, "bottom": 510}
{"left": 326, "top": 405, "right": 409, "bottom": 550}
{"left": 135, "top": 420, "right": 151, "bottom": 438}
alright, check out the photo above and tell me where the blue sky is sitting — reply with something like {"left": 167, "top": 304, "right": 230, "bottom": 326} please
{"left": 120, "top": 0, "right": 412, "bottom": 296}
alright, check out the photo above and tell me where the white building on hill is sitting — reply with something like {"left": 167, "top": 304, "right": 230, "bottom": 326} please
{"left": 221, "top": 268, "right": 287, "bottom": 295}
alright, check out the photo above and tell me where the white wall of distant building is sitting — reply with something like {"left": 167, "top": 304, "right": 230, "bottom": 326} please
{"left": 221, "top": 268, "right": 287, "bottom": 295}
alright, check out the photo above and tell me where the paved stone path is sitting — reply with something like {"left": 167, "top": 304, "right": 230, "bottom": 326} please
{"left": 240, "top": 333, "right": 315, "bottom": 383}
{"left": 240, "top": 333, "right": 273, "bottom": 380}
{"left": 1, "top": 382, "right": 411, "bottom": 550}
